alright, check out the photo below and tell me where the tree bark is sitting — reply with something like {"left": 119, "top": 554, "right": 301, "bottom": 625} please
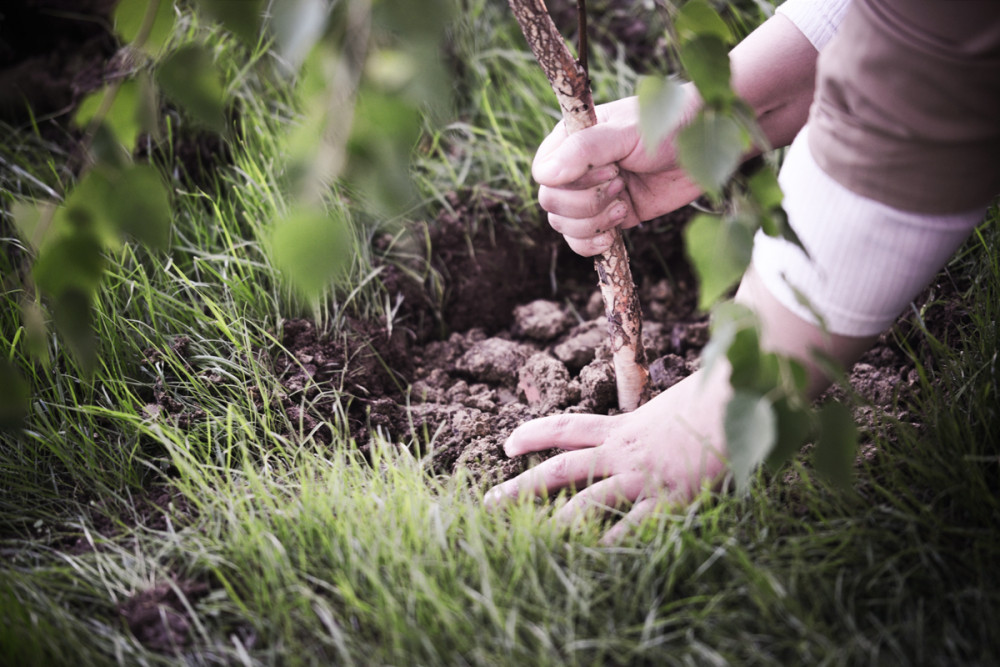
{"left": 508, "top": 0, "right": 651, "bottom": 411}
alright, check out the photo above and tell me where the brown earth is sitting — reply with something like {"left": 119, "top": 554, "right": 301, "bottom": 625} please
{"left": 262, "top": 189, "right": 929, "bottom": 488}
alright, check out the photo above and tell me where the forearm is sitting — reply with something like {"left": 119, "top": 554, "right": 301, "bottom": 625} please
{"left": 735, "top": 266, "right": 876, "bottom": 399}
{"left": 729, "top": 13, "right": 820, "bottom": 153}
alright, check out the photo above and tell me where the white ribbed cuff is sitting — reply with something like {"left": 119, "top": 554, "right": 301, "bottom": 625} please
{"left": 775, "top": 0, "right": 853, "bottom": 52}
{"left": 752, "top": 126, "right": 986, "bottom": 337}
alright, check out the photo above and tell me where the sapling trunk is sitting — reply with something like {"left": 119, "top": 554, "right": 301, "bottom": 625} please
{"left": 508, "top": 0, "right": 651, "bottom": 411}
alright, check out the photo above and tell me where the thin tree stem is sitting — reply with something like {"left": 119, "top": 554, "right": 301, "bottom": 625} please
{"left": 508, "top": 0, "right": 651, "bottom": 411}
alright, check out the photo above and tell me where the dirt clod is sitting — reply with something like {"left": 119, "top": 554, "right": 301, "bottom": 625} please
{"left": 512, "top": 300, "right": 576, "bottom": 341}
{"left": 119, "top": 580, "right": 209, "bottom": 654}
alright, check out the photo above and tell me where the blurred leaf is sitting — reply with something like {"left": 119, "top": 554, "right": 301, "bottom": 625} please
{"left": 0, "top": 360, "right": 30, "bottom": 431}
{"left": 365, "top": 48, "right": 418, "bottom": 93}
{"left": 676, "top": 0, "right": 734, "bottom": 45}
{"left": 53, "top": 289, "right": 97, "bottom": 378}
{"left": 269, "top": 0, "right": 330, "bottom": 71}
{"left": 194, "top": 0, "right": 265, "bottom": 44}
{"left": 32, "top": 233, "right": 106, "bottom": 299}
{"left": 684, "top": 213, "right": 754, "bottom": 310}
{"left": 61, "top": 171, "right": 120, "bottom": 250}
{"left": 679, "top": 35, "right": 733, "bottom": 107}
{"left": 748, "top": 167, "right": 783, "bottom": 211}
{"left": 11, "top": 200, "right": 51, "bottom": 250}
{"left": 766, "top": 397, "right": 814, "bottom": 470}
{"left": 637, "top": 75, "right": 686, "bottom": 156}
{"left": 75, "top": 80, "right": 142, "bottom": 151}
{"left": 271, "top": 207, "right": 354, "bottom": 299}
{"left": 373, "top": 0, "right": 455, "bottom": 40}
{"left": 815, "top": 400, "right": 857, "bottom": 488}
{"left": 21, "top": 300, "right": 50, "bottom": 367}
{"left": 677, "top": 110, "right": 747, "bottom": 195}
{"left": 104, "top": 165, "right": 172, "bottom": 249}
{"left": 701, "top": 301, "right": 756, "bottom": 378}
{"left": 89, "top": 123, "right": 132, "bottom": 170}
{"left": 156, "top": 44, "right": 227, "bottom": 132}
{"left": 136, "top": 72, "right": 161, "bottom": 143}
{"left": 347, "top": 89, "right": 422, "bottom": 213}
{"left": 114, "top": 0, "right": 176, "bottom": 54}
{"left": 725, "top": 390, "right": 776, "bottom": 494}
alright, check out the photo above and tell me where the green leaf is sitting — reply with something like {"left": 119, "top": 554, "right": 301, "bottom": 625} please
{"left": 21, "top": 300, "right": 51, "bottom": 367}
{"left": 60, "top": 171, "right": 120, "bottom": 250}
{"left": 32, "top": 233, "right": 106, "bottom": 299}
{"left": 700, "top": 301, "right": 755, "bottom": 379}
{"left": 114, "top": 0, "right": 176, "bottom": 54}
{"left": 102, "top": 165, "right": 172, "bottom": 249}
{"left": 725, "top": 391, "right": 776, "bottom": 494}
{"left": 684, "top": 213, "right": 754, "bottom": 310}
{"left": 766, "top": 398, "right": 815, "bottom": 470}
{"left": 11, "top": 200, "right": 51, "bottom": 250}
{"left": 270, "top": 207, "right": 354, "bottom": 300}
{"left": 679, "top": 35, "right": 733, "bottom": 107}
{"left": 194, "top": 0, "right": 265, "bottom": 44}
{"left": 637, "top": 76, "right": 686, "bottom": 156}
{"left": 815, "top": 401, "right": 857, "bottom": 488}
{"left": 725, "top": 325, "right": 760, "bottom": 390}
{"left": 677, "top": 110, "right": 747, "bottom": 196}
{"left": 347, "top": 89, "right": 422, "bottom": 213}
{"left": 89, "top": 123, "right": 132, "bottom": 170}
{"left": 373, "top": 0, "right": 455, "bottom": 39}
{"left": 53, "top": 289, "right": 97, "bottom": 379}
{"left": 748, "top": 167, "right": 783, "bottom": 211}
{"left": 269, "top": 0, "right": 330, "bottom": 71}
{"left": 0, "top": 360, "right": 30, "bottom": 431}
{"left": 75, "top": 80, "right": 143, "bottom": 151}
{"left": 156, "top": 44, "right": 227, "bottom": 132}
{"left": 675, "top": 0, "right": 734, "bottom": 45}
{"left": 135, "top": 72, "right": 161, "bottom": 143}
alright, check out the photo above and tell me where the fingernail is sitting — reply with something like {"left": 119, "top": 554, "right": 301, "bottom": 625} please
{"left": 609, "top": 199, "right": 628, "bottom": 221}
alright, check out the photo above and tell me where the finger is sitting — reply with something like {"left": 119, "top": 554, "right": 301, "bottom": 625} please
{"left": 564, "top": 164, "right": 621, "bottom": 191}
{"left": 564, "top": 233, "right": 615, "bottom": 258}
{"left": 547, "top": 196, "right": 631, "bottom": 239}
{"left": 551, "top": 473, "right": 646, "bottom": 526}
{"left": 533, "top": 122, "right": 640, "bottom": 186}
{"left": 598, "top": 497, "right": 661, "bottom": 546}
{"left": 484, "top": 447, "right": 615, "bottom": 508}
{"left": 504, "top": 412, "right": 614, "bottom": 457}
{"left": 538, "top": 177, "right": 625, "bottom": 220}
{"left": 599, "top": 484, "right": 694, "bottom": 545}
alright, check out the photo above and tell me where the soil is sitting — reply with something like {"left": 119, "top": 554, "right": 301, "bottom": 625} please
{"left": 261, "top": 189, "right": 932, "bottom": 489}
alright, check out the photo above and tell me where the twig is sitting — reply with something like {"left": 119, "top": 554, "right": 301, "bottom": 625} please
{"left": 508, "top": 0, "right": 651, "bottom": 411}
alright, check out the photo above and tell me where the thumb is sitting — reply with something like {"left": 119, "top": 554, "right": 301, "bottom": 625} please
{"left": 532, "top": 120, "right": 639, "bottom": 187}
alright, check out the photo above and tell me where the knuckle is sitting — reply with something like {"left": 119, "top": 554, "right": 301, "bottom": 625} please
{"left": 537, "top": 186, "right": 558, "bottom": 213}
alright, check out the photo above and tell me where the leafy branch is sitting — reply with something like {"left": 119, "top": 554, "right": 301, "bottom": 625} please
{"left": 635, "top": 0, "right": 859, "bottom": 489}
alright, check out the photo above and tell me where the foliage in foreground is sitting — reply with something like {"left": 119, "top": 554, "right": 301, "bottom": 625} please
{"left": 1, "top": 0, "right": 999, "bottom": 664}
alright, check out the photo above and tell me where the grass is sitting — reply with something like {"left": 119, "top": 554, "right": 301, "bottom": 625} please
{"left": 2, "top": 1, "right": 1000, "bottom": 664}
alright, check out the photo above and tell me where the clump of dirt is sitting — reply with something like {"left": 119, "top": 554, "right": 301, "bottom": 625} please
{"left": 119, "top": 578, "right": 211, "bottom": 654}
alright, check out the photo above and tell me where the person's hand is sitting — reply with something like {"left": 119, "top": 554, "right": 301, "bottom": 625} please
{"left": 484, "top": 365, "right": 731, "bottom": 543}
{"left": 533, "top": 89, "right": 703, "bottom": 257}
